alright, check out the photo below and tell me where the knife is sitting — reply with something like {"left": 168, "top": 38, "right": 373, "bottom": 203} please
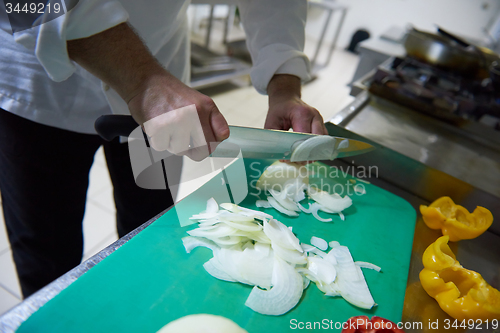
{"left": 95, "top": 115, "right": 374, "bottom": 161}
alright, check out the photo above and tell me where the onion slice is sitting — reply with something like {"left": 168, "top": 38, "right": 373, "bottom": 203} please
{"left": 290, "top": 136, "right": 337, "bottom": 162}
{"left": 355, "top": 261, "right": 382, "bottom": 272}
{"left": 263, "top": 219, "right": 303, "bottom": 252}
{"left": 203, "top": 258, "right": 237, "bottom": 282}
{"left": 220, "top": 203, "right": 273, "bottom": 220}
{"left": 307, "top": 256, "right": 337, "bottom": 284}
{"left": 268, "top": 189, "right": 299, "bottom": 212}
{"left": 182, "top": 236, "right": 218, "bottom": 254}
{"left": 330, "top": 245, "right": 375, "bottom": 309}
{"left": 311, "top": 236, "right": 328, "bottom": 251}
{"left": 267, "top": 197, "right": 299, "bottom": 217}
{"left": 245, "top": 256, "right": 303, "bottom": 315}
{"left": 256, "top": 200, "right": 272, "bottom": 208}
{"left": 310, "top": 203, "right": 333, "bottom": 223}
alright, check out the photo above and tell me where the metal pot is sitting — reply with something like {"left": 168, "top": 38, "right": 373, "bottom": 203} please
{"left": 404, "top": 28, "right": 499, "bottom": 78}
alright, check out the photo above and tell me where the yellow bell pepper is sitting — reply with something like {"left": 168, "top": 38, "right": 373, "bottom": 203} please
{"left": 420, "top": 235, "right": 500, "bottom": 320}
{"left": 420, "top": 197, "right": 493, "bottom": 241}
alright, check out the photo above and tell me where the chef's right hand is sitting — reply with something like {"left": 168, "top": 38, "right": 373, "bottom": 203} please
{"left": 127, "top": 71, "right": 229, "bottom": 161}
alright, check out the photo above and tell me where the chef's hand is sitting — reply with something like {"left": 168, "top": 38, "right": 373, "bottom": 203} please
{"left": 127, "top": 72, "right": 229, "bottom": 161}
{"left": 67, "top": 23, "right": 229, "bottom": 161}
{"left": 265, "top": 74, "right": 328, "bottom": 135}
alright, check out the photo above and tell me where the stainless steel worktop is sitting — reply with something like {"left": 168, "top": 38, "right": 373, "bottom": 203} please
{"left": 327, "top": 88, "right": 500, "bottom": 331}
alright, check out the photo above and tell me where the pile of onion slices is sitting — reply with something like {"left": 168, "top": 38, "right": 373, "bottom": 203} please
{"left": 183, "top": 198, "right": 380, "bottom": 316}
{"left": 255, "top": 161, "right": 353, "bottom": 222}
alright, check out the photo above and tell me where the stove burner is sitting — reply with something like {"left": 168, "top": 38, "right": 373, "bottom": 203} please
{"left": 369, "top": 57, "right": 500, "bottom": 128}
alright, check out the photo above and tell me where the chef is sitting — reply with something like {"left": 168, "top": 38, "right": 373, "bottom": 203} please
{"left": 0, "top": 0, "right": 327, "bottom": 298}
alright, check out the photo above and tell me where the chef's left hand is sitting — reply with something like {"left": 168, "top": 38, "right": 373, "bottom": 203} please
{"left": 265, "top": 74, "right": 328, "bottom": 135}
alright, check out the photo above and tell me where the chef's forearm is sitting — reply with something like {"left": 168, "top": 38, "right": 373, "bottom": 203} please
{"left": 267, "top": 74, "right": 301, "bottom": 104}
{"left": 67, "top": 22, "right": 164, "bottom": 103}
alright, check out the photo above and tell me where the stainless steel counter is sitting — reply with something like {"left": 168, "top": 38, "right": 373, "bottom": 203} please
{"left": 347, "top": 95, "right": 500, "bottom": 199}
{"left": 327, "top": 91, "right": 500, "bottom": 331}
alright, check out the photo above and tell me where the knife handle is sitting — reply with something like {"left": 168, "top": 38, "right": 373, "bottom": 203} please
{"left": 95, "top": 115, "right": 139, "bottom": 141}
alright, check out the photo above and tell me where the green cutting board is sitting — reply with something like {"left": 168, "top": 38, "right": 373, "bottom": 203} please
{"left": 18, "top": 160, "right": 416, "bottom": 332}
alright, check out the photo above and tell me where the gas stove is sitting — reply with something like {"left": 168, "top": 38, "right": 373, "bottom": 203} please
{"left": 368, "top": 57, "right": 500, "bottom": 130}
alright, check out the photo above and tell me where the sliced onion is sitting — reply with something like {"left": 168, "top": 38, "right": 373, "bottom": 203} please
{"left": 330, "top": 246, "right": 375, "bottom": 309}
{"left": 298, "top": 202, "right": 312, "bottom": 214}
{"left": 256, "top": 161, "right": 309, "bottom": 193}
{"left": 210, "top": 236, "right": 244, "bottom": 247}
{"left": 307, "top": 256, "right": 337, "bottom": 284}
{"left": 283, "top": 178, "right": 307, "bottom": 203}
{"left": 187, "top": 224, "right": 236, "bottom": 239}
{"left": 245, "top": 256, "right": 303, "bottom": 315}
{"left": 329, "top": 241, "right": 340, "bottom": 248}
{"left": 272, "top": 243, "right": 307, "bottom": 265}
{"left": 355, "top": 261, "right": 382, "bottom": 272}
{"left": 311, "top": 236, "right": 328, "bottom": 251}
{"left": 295, "top": 267, "right": 321, "bottom": 284}
{"left": 220, "top": 203, "right": 273, "bottom": 220}
{"left": 317, "top": 281, "right": 341, "bottom": 297}
{"left": 269, "top": 189, "right": 299, "bottom": 212}
{"left": 217, "top": 217, "right": 262, "bottom": 233}
{"left": 307, "top": 188, "right": 352, "bottom": 213}
{"left": 354, "top": 185, "right": 366, "bottom": 195}
{"left": 232, "top": 230, "right": 271, "bottom": 244}
{"left": 256, "top": 200, "right": 272, "bottom": 208}
{"left": 290, "top": 136, "right": 337, "bottom": 162}
{"left": 254, "top": 242, "right": 271, "bottom": 256}
{"left": 302, "top": 275, "right": 310, "bottom": 290}
{"left": 323, "top": 250, "right": 338, "bottom": 265}
{"left": 203, "top": 258, "right": 237, "bottom": 282}
{"left": 310, "top": 203, "right": 333, "bottom": 223}
{"left": 267, "top": 197, "right": 299, "bottom": 217}
{"left": 301, "top": 243, "right": 327, "bottom": 257}
{"left": 238, "top": 246, "right": 275, "bottom": 289}
{"left": 338, "top": 139, "right": 349, "bottom": 150}
{"left": 263, "top": 219, "right": 302, "bottom": 252}
{"left": 206, "top": 197, "right": 219, "bottom": 214}
{"left": 182, "top": 236, "right": 218, "bottom": 254}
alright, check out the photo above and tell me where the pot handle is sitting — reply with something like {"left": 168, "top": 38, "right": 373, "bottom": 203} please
{"left": 95, "top": 115, "right": 139, "bottom": 141}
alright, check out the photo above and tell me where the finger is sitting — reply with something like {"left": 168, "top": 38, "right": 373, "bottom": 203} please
{"left": 291, "top": 113, "right": 312, "bottom": 133}
{"left": 210, "top": 110, "right": 230, "bottom": 142}
{"left": 149, "top": 129, "right": 171, "bottom": 152}
{"left": 311, "top": 116, "right": 328, "bottom": 135}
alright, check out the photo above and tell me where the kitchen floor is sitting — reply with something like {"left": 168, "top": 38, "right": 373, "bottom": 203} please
{"left": 0, "top": 48, "right": 359, "bottom": 316}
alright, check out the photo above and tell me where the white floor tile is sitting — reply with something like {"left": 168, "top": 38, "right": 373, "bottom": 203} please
{"left": 0, "top": 250, "right": 22, "bottom": 300}
{"left": 0, "top": 204, "right": 9, "bottom": 255}
{"left": 87, "top": 160, "right": 112, "bottom": 197}
{"left": 88, "top": 188, "right": 116, "bottom": 214}
{"left": 82, "top": 201, "right": 116, "bottom": 258}
{"left": 92, "top": 146, "right": 107, "bottom": 168}
{"left": 0, "top": 286, "right": 21, "bottom": 316}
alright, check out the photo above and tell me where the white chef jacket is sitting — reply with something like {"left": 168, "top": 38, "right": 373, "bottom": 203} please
{"left": 0, "top": 0, "right": 310, "bottom": 134}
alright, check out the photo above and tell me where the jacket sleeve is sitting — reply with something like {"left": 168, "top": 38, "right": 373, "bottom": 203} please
{"left": 236, "top": 0, "right": 311, "bottom": 95}
{"left": 13, "top": 0, "right": 129, "bottom": 82}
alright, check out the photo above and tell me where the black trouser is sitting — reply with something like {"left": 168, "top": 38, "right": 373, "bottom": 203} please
{"left": 0, "top": 109, "right": 180, "bottom": 298}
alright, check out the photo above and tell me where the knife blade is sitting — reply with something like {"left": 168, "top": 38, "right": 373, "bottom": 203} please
{"left": 94, "top": 116, "right": 374, "bottom": 162}
{"left": 211, "top": 126, "right": 375, "bottom": 161}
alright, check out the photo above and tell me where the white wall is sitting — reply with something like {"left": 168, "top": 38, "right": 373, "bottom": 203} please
{"left": 306, "top": 0, "right": 500, "bottom": 49}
